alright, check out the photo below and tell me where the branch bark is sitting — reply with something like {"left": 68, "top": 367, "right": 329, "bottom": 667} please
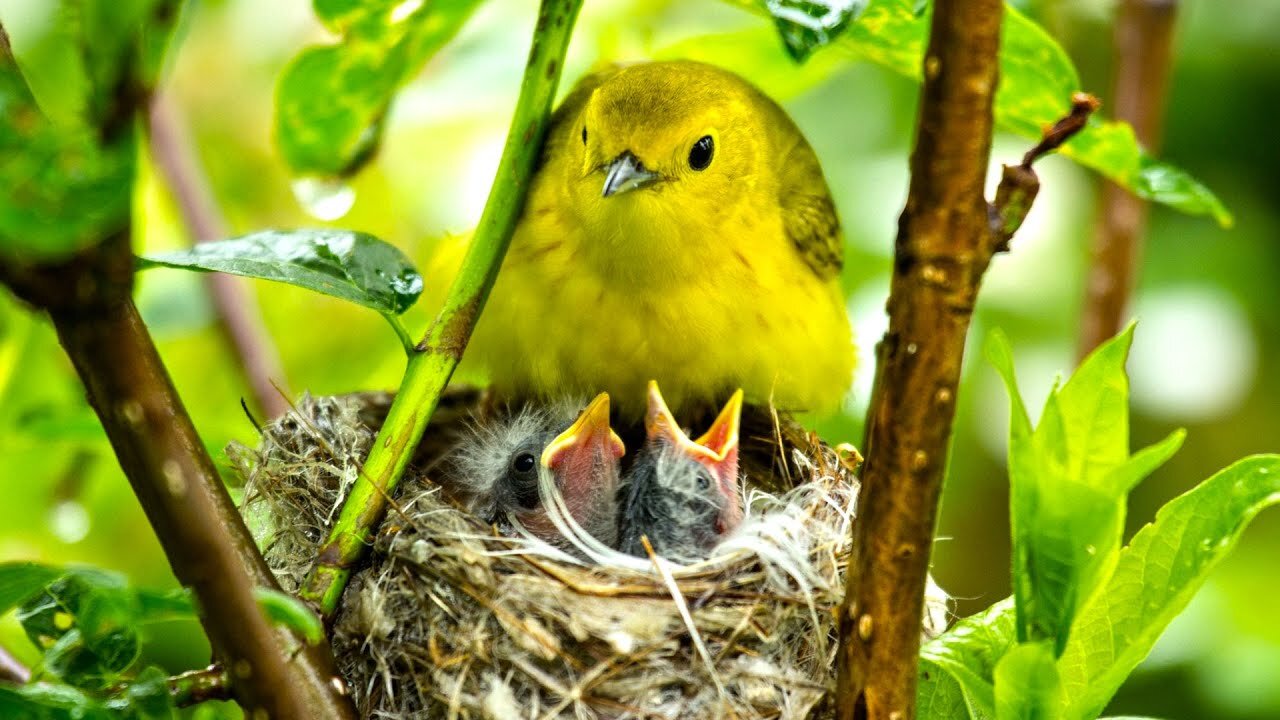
{"left": 1077, "top": 0, "right": 1177, "bottom": 357}
{"left": 147, "top": 92, "right": 291, "bottom": 419}
{"left": 835, "top": 1, "right": 1006, "bottom": 716}
{"left": 299, "top": 0, "right": 584, "bottom": 620}
{"left": 0, "top": 237, "right": 355, "bottom": 718}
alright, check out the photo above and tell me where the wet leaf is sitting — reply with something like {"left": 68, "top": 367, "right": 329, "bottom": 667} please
{"left": 720, "top": 0, "right": 1231, "bottom": 226}
{"left": 1057, "top": 455, "right": 1280, "bottom": 719}
{"left": 138, "top": 230, "right": 424, "bottom": 315}
{"left": 759, "top": 0, "right": 869, "bottom": 60}
{"left": 276, "top": 0, "right": 485, "bottom": 177}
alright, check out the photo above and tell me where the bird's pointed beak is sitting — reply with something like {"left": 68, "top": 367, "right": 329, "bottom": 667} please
{"left": 694, "top": 389, "right": 743, "bottom": 465}
{"left": 602, "top": 152, "right": 658, "bottom": 197}
{"left": 541, "top": 393, "right": 626, "bottom": 473}
{"left": 645, "top": 380, "right": 716, "bottom": 461}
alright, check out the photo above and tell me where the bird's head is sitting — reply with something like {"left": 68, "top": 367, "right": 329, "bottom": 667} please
{"left": 529, "top": 392, "right": 626, "bottom": 545}
{"left": 564, "top": 61, "right": 767, "bottom": 273}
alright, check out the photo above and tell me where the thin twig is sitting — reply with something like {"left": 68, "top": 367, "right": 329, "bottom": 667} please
{"left": 299, "top": 0, "right": 585, "bottom": 621}
{"left": 0, "top": 643, "right": 29, "bottom": 685}
{"left": 167, "top": 665, "right": 233, "bottom": 707}
{"left": 1078, "top": 0, "right": 1178, "bottom": 357}
{"left": 147, "top": 92, "right": 291, "bottom": 419}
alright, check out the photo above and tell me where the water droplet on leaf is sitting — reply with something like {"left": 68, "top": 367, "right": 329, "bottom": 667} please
{"left": 292, "top": 177, "right": 356, "bottom": 221}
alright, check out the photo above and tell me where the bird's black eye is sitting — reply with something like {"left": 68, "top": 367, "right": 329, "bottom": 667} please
{"left": 688, "top": 135, "right": 714, "bottom": 171}
{"left": 513, "top": 452, "right": 537, "bottom": 474}
{"left": 695, "top": 471, "right": 712, "bottom": 491}
{"left": 581, "top": 126, "right": 587, "bottom": 144}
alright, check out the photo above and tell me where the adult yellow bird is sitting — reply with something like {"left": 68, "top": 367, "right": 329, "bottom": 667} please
{"left": 435, "top": 60, "right": 853, "bottom": 417}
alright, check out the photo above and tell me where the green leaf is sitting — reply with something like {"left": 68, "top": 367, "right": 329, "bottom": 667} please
{"left": 254, "top": 588, "right": 325, "bottom": 645}
{"left": 1057, "top": 455, "right": 1280, "bottom": 719}
{"left": 0, "top": 682, "right": 114, "bottom": 720}
{"left": 17, "top": 571, "right": 141, "bottom": 689}
{"left": 721, "top": 0, "right": 1231, "bottom": 226}
{"left": 919, "top": 597, "right": 1018, "bottom": 719}
{"left": 276, "top": 0, "right": 485, "bottom": 177}
{"left": 0, "top": 562, "right": 65, "bottom": 615}
{"left": 759, "top": 0, "right": 869, "bottom": 61}
{"left": 989, "top": 326, "right": 1183, "bottom": 654}
{"left": 138, "top": 230, "right": 424, "bottom": 315}
{"left": 994, "top": 642, "right": 1061, "bottom": 720}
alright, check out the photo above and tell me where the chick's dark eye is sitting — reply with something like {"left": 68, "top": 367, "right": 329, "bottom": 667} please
{"left": 513, "top": 452, "right": 537, "bottom": 474}
{"left": 581, "top": 126, "right": 587, "bottom": 144}
{"left": 695, "top": 472, "right": 711, "bottom": 491}
{"left": 688, "top": 135, "right": 714, "bottom": 171}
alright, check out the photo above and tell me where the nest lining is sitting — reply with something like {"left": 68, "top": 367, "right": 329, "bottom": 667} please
{"left": 230, "top": 393, "right": 950, "bottom": 719}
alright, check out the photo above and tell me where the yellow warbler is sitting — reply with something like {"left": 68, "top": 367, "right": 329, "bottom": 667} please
{"left": 434, "top": 60, "right": 853, "bottom": 417}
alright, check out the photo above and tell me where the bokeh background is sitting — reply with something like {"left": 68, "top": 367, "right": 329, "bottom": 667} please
{"left": 1, "top": 0, "right": 1276, "bottom": 717}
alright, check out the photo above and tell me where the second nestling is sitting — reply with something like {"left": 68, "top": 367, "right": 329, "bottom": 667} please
{"left": 442, "top": 381, "right": 744, "bottom": 564}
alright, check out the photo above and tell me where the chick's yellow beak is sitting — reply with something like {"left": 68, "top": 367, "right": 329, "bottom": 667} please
{"left": 602, "top": 152, "right": 658, "bottom": 197}
{"left": 645, "top": 380, "right": 716, "bottom": 461}
{"left": 695, "top": 389, "right": 743, "bottom": 462}
{"left": 541, "top": 393, "right": 626, "bottom": 471}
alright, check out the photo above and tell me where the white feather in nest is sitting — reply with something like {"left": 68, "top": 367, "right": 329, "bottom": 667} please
{"left": 234, "top": 393, "right": 952, "bottom": 719}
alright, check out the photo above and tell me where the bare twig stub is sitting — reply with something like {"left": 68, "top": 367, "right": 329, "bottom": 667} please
{"left": 1078, "top": 0, "right": 1178, "bottom": 357}
{"left": 833, "top": 2, "right": 1098, "bottom": 717}
{"left": 148, "top": 92, "right": 291, "bottom": 419}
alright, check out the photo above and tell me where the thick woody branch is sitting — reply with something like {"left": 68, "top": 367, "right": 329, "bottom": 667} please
{"left": 835, "top": 1, "right": 1005, "bottom": 717}
{"left": 1078, "top": 0, "right": 1177, "bottom": 357}
{"left": 147, "top": 93, "right": 291, "bottom": 419}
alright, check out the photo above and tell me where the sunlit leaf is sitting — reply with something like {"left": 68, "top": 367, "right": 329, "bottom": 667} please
{"left": 138, "top": 230, "right": 424, "bottom": 315}
{"left": 1057, "top": 455, "right": 1280, "bottom": 719}
{"left": 918, "top": 597, "right": 1017, "bottom": 719}
{"left": 0, "top": 562, "right": 65, "bottom": 615}
{"left": 720, "top": 0, "right": 1231, "bottom": 226}
{"left": 986, "top": 327, "right": 1185, "bottom": 654}
{"left": 276, "top": 0, "right": 484, "bottom": 177}
{"left": 993, "top": 642, "right": 1061, "bottom": 720}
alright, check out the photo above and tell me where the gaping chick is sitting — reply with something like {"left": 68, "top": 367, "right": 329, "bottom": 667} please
{"left": 446, "top": 393, "right": 625, "bottom": 549}
{"left": 618, "top": 381, "right": 743, "bottom": 563}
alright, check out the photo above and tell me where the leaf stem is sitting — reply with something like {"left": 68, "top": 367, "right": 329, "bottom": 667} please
{"left": 299, "top": 0, "right": 584, "bottom": 620}
{"left": 1077, "top": 0, "right": 1178, "bottom": 358}
{"left": 382, "top": 312, "right": 416, "bottom": 355}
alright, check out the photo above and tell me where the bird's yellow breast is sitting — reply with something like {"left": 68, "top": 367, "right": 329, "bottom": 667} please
{"left": 441, "top": 60, "right": 854, "bottom": 418}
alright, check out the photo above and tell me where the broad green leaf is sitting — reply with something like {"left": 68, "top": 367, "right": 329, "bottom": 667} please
{"left": 759, "top": 0, "right": 869, "bottom": 61}
{"left": 138, "top": 230, "right": 424, "bottom": 315}
{"left": 0, "top": 562, "right": 65, "bottom": 615}
{"left": 276, "top": 0, "right": 484, "bottom": 177}
{"left": 722, "top": 0, "right": 1231, "bottom": 226}
{"left": 987, "top": 327, "right": 1183, "bottom": 654}
{"left": 0, "top": 683, "right": 114, "bottom": 720}
{"left": 918, "top": 597, "right": 1018, "bottom": 720}
{"left": 1058, "top": 455, "right": 1280, "bottom": 719}
{"left": 993, "top": 642, "right": 1061, "bottom": 720}
{"left": 254, "top": 588, "right": 325, "bottom": 645}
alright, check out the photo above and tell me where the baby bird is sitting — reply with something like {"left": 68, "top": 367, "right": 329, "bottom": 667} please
{"left": 618, "top": 381, "right": 743, "bottom": 563}
{"left": 433, "top": 60, "right": 854, "bottom": 418}
{"left": 447, "top": 393, "right": 624, "bottom": 548}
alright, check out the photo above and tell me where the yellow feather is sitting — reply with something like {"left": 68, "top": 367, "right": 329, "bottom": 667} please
{"left": 433, "top": 60, "right": 854, "bottom": 417}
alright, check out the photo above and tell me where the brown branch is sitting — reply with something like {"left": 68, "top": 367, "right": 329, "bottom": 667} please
{"left": 168, "top": 665, "right": 232, "bottom": 707}
{"left": 0, "top": 643, "right": 29, "bottom": 685}
{"left": 1078, "top": 0, "right": 1177, "bottom": 357}
{"left": 834, "top": 0, "right": 1006, "bottom": 717}
{"left": 147, "top": 92, "right": 291, "bottom": 419}
{"left": 0, "top": 25, "right": 355, "bottom": 718}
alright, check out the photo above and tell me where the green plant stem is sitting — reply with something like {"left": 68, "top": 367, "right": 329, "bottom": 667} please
{"left": 382, "top": 312, "right": 416, "bottom": 355}
{"left": 299, "top": 0, "right": 584, "bottom": 619}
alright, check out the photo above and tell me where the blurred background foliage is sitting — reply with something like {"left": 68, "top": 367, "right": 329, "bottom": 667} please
{"left": 0, "top": 0, "right": 1275, "bottom": 717}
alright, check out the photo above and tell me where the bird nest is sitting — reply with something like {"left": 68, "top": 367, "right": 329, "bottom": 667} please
{"left": 230, "top": 393, "right": 950, "bottom": 719}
